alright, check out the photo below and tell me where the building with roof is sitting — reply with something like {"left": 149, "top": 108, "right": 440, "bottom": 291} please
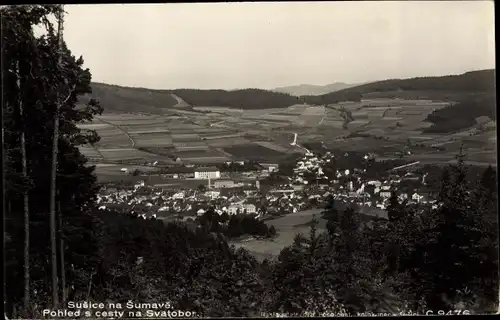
{"left": 259, "top": 163, "right": 279, "bottom": 173}
{"left": 214, "top": 180, "right": 235, "bottom": 189}
{"left": 194, "top": 167, "right": 221, "bottom": 180}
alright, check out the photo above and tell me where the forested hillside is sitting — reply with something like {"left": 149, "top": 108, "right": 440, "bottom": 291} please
{"left": 172, "top": 88, "right": 301, "bottom": 110}
{"left": 424, "top": 93, "right": 496, "bottom": 133}
{"left": 3, "top": 6, "right": 497, "bottom": 319}
{"left": 81, "top": 83, "right": 178, "bottom": 113}
{"left": 84, "top": 85, "right": 302, "bottom": 113}
{"left": 303, "top": 69, "right": 495, "bottom": 104}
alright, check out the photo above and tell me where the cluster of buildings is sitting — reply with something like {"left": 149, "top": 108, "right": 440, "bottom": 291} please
{"left": 98, "top": 154, "right": 439, "bottom": 221}
{"left": 277, "top": 151, "right": 438, "bottom": 211}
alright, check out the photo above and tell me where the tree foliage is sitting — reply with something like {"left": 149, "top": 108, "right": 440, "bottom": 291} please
{"left": 423, "top": 94, "right": 496, "bottom": 133}
{"left": 3, "top": 5, "right": 102, "bottom": 316}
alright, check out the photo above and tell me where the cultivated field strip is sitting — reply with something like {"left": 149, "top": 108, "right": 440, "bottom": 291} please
{"left": 173, "top": 141, "right": 208, "bottom": 148}
{"left": 79, "top": 147, "right": 104, "bottom": 160}
{"left": 223, "top": 144, "right": 285, "bottom": 159}
{"left": 205, "top": 137, "right": 252, "bottom": 147}
{"left": 132, "top": 135, "right": 173, "bottom": 147}
{"left": 254, "top": 141, "right": 289, "bottom": 152}
{"left": 127, "top": 129, "right": 171, "bottom": 134}
{"left": 175, "top": 149, "right": 226, "bottom": 158}
{"left": 77, "top": 123, "right": 112, "bottom": 129}
{"left": 182, "top": 157, "right": 230, "bottom": 164}
{"left": 98, "top": 148, "right": 159, "bottom": 161}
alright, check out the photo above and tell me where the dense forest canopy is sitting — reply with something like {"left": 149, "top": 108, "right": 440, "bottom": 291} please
{"left": 423, "top": 93, "right": 496, "bottom": 133}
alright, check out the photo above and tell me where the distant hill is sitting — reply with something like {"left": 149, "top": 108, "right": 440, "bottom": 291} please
{"left": 272, "top": 82, "right": 358, "bottom": 96}
{"left": 301, "top": 69, "right": 495, "bottom": 105}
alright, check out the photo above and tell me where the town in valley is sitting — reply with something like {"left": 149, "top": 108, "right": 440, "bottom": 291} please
{"left": 3, "top": 2, "right": 497, "bottom": 318}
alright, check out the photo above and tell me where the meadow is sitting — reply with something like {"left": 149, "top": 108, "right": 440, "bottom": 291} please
{"left": 231, "top": 209, "right": 325, "bottom": 260}
{"left": 232, "top": 204, "right": 390, "bottom": 261}
{"left": 223, "top": 144, "right": 286, "bottom": 160}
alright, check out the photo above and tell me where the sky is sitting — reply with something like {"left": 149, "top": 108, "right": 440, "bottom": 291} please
{"left": 63, "top": 1, "right": 495, "bottom": 90}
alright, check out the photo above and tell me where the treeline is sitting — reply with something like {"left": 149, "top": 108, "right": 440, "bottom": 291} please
{"left": 172, "top": 88, "right": 301, "bottom": 110}
{"left": 198, "top": 208, "right": 276, "bottom": 239}
{"left": 423, "top": 93, "right": 496, "bottom": 133}
{"left": 304, "top": 69, "right": 495, "bottom": 105}
{"left": 86, "top": 84, "right": 304, "bottom": 113}
{"left": 3, "top": 5, "right": 104, "bottom": 316}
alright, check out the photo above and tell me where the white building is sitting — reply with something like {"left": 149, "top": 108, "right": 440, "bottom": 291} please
{"left": 367, "top": 180, "right": 382, "bottom": 187}
{"left": 412, "top": 192, "right": 424, "bottom": 203}
{"left": 380, "top": 191, "right": 391, "bottom": 199}
{"left": 348, "top": 181, "right": 354, "bottom": 192}
{"left": 398, "top": 193, "right": 408, "bottom": 202}
{"left": 194, "top": 167, "right": 221, "bottom": 180}
{"left": 243, "top": 204, "right": 256, "bottom": 214}
{"left": 205, "top": 190, "right": 220, "bottom": 199}
{"left": 227, "top": 203, "right": 256, "bottom": 215}
{"left": 172, "top": 191, "right": 185, "bottom": 200}
{"left": 134, "top": 180, "right": 145, "bottom": 188}
{"left": 228, "top": 204, "right": 240, "bottom": 215}
{"left": 260, "top": 163, "right": 279, "bottom": 173}
{"left": 214, "top": 180, "right": 235, "bottom": 188}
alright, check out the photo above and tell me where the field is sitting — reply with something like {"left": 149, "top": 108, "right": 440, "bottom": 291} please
{"left": 78, "top": 98, "right": 496, "bottom": 175}
{"left": 174, "top": 149, "right": 226, "bottom": 158}
{"left": 93, "top": 164, "right": 218, "bottom": 187}
{"left": 231, "top": 209, "right": 325, "bottom": 260}
{"left": 223, "top": 144, "right": 286, "bottom": 161}
{"left": 232, "top": 205, "right": 389, "bottom": 261}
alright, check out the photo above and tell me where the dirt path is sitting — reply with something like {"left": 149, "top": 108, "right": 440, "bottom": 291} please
{"left": 170, "top": 94, "right": 191, "bottom": 108}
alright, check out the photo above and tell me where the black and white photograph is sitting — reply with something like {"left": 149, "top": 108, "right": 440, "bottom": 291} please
{"left": 2, "top": 1, "right": 498, "bottom": 318}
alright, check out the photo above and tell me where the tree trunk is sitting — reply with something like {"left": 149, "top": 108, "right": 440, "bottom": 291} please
{"left": 50, "top": 5, "right": 65, "bottom": 309}
{"left": 17, "top": 60, "right": 31, "bottom": 311}
{"left": 57, "top": 197, "right": 66, "bottom": 304}
{"left": 1, "top": 42, "right": 7, "bottom": 320}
